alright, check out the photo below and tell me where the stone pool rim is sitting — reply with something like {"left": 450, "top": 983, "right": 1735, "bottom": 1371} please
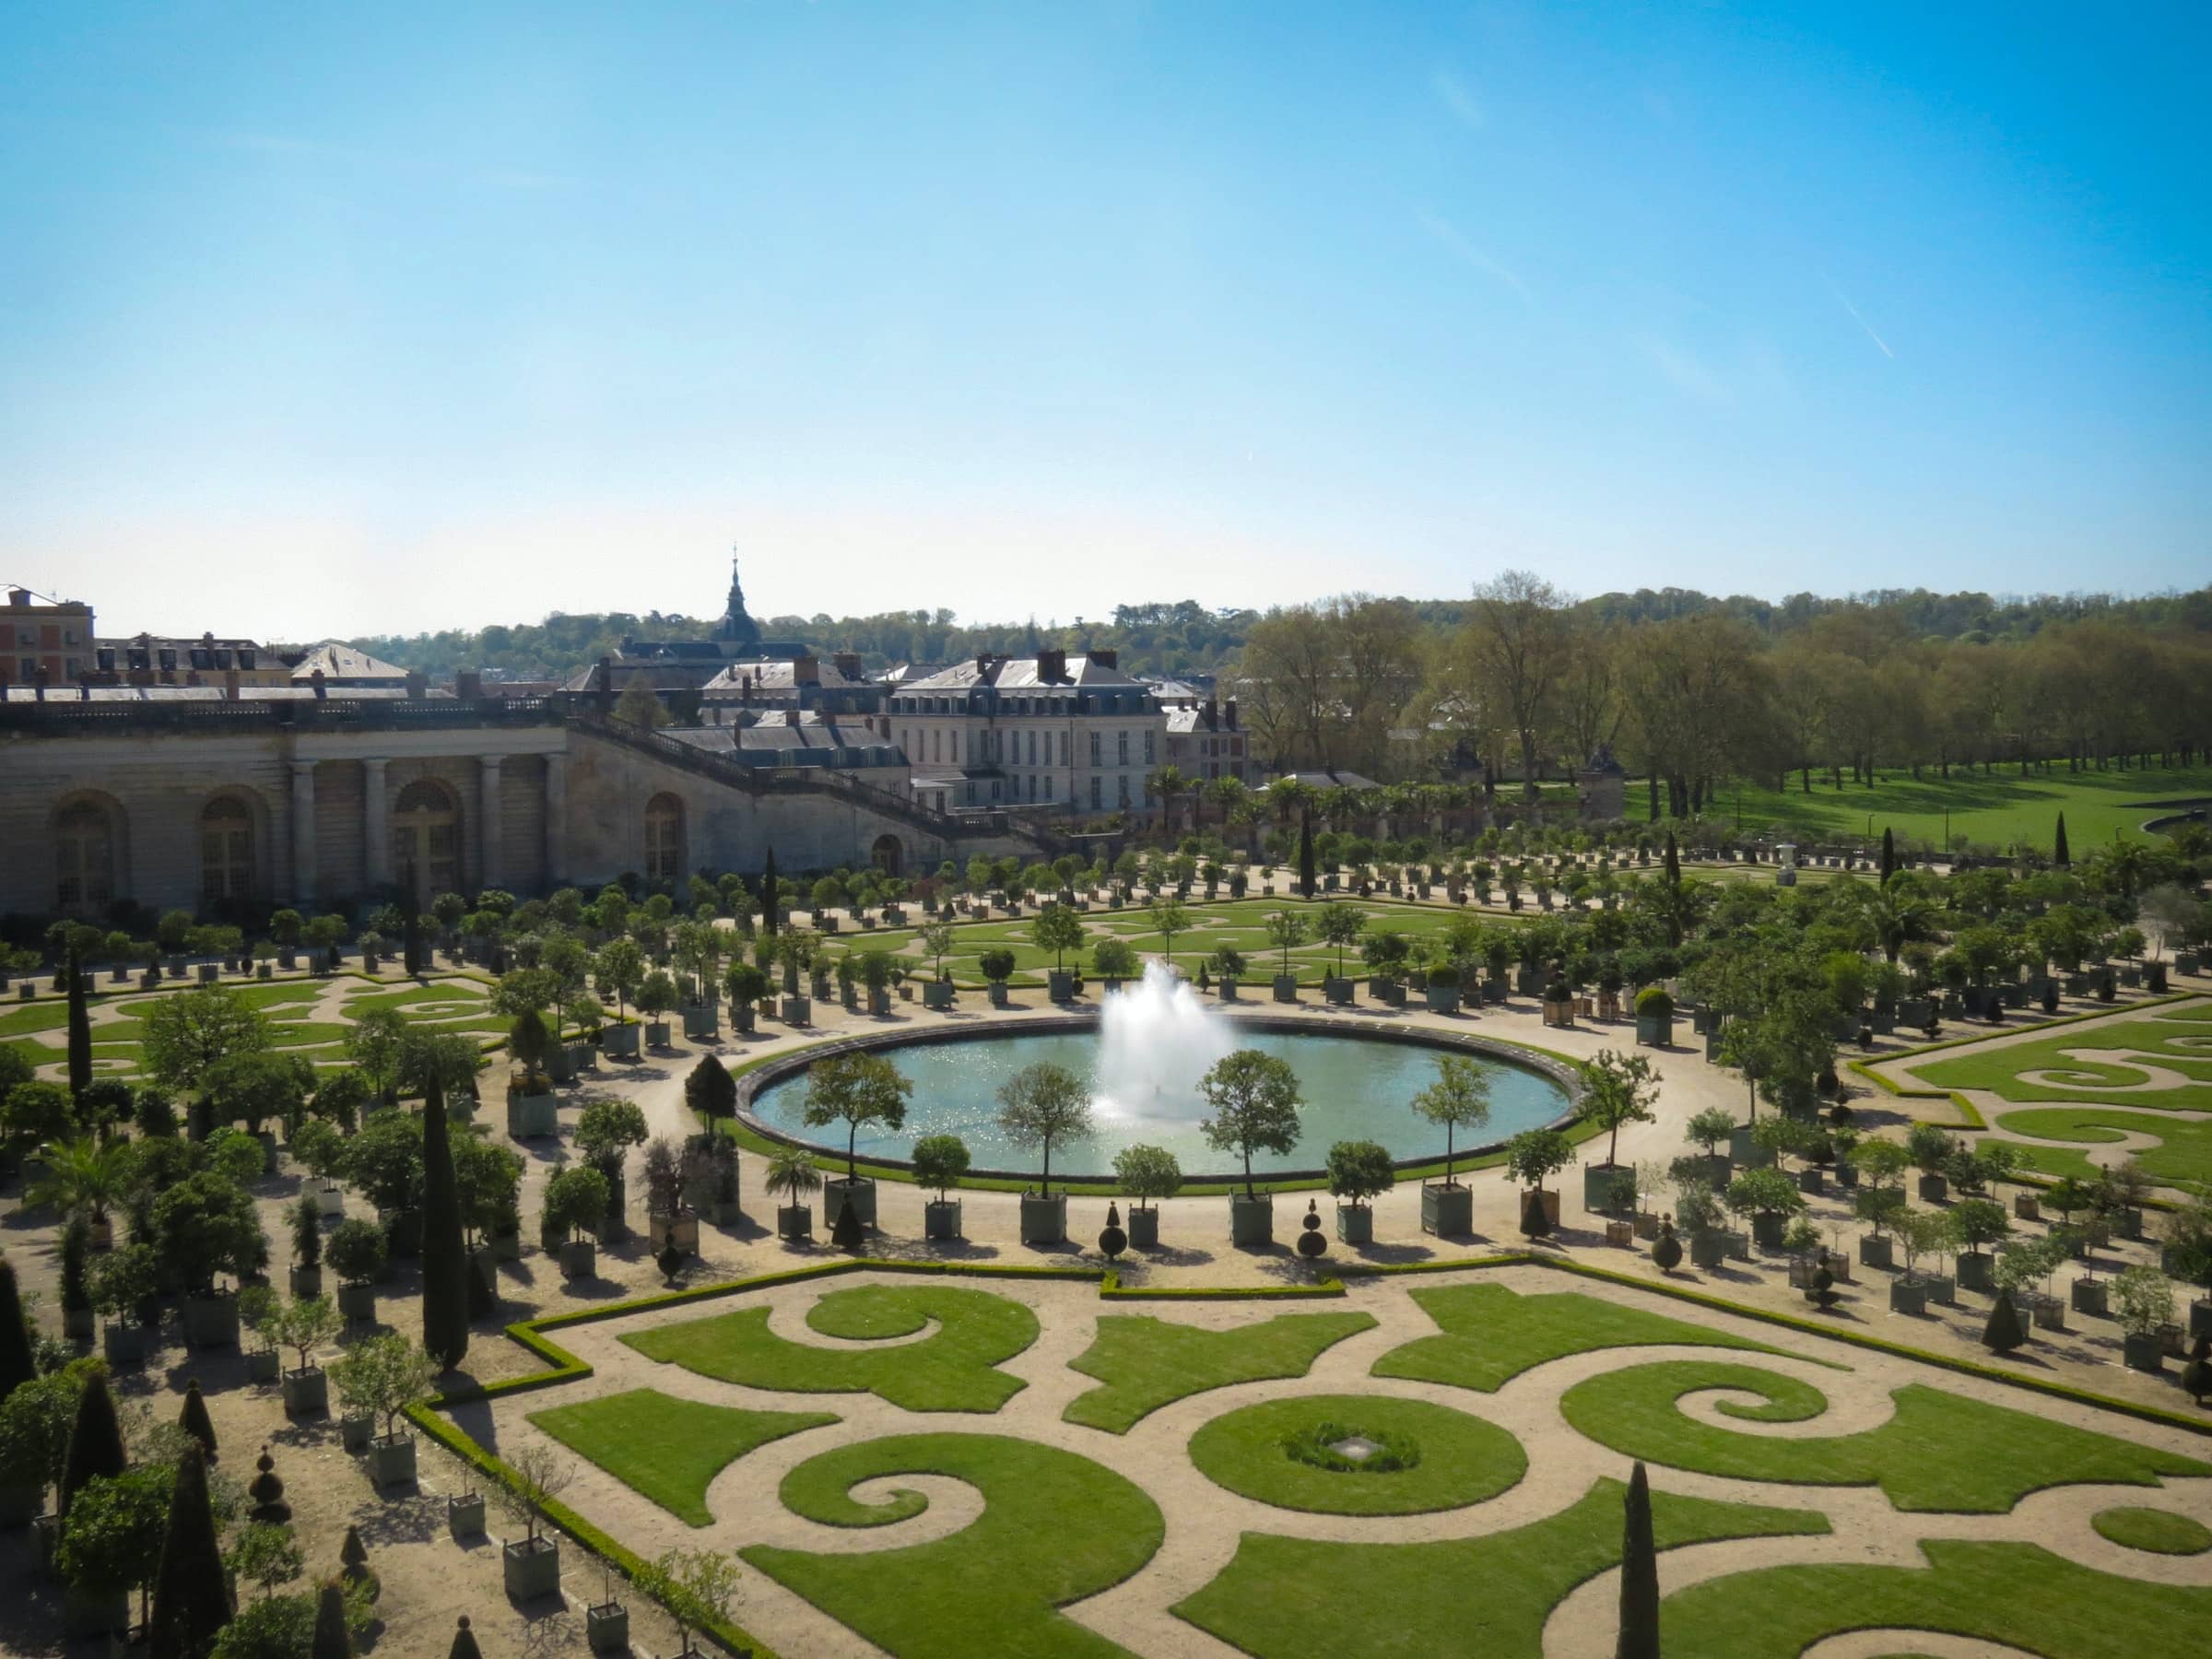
{"left": 730, "top": 1012, "right": 1585, "bottom": 1184}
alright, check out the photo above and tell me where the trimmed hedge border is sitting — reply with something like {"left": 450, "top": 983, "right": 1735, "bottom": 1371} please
{"left": 1100, "top": 1272, "right": 1347, "bottom": 1300}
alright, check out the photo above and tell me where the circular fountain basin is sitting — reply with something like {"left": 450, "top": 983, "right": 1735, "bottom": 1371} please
{"left": 737, "top": 1017, "right": 1578, "bottom": 1182}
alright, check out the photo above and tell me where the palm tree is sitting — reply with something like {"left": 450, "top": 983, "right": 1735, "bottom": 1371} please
{"left": 1147, "top": 766, "right": 1191, "bottom": 836}
{"left": 1867, "top": 890, "right": 1935, "bottom": 964}
{"left": 29, "top": 1136, "right": 134, "bottom": 1230}
{"left": 1205, "top": 776, "right": 1249, "bottom": 835}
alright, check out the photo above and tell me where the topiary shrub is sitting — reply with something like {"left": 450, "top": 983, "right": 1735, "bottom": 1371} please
{"left": 1634, "top": 987, "right": 1673, "bottom": 1017}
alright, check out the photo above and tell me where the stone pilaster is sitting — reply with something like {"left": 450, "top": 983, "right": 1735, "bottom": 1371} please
{"left": 479, "top": 756, "right": 504, "bottom": 889}
{"left": 289, "top": 760, "right": 317, "bottom": 904}
{"left": 362, "top": 758, "right": 390, "bottom": 888}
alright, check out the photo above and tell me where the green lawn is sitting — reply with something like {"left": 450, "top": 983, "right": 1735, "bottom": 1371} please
{"left": 1185, "top": 1393, "right": 1524, "bottom": 1516}
{"left": 1558, "top": 1361, "right": 2210, "bottom": 1512}
{"left": 1370, "top": 1282, "right": 1788, "bottom": 1394}
{"left": 1063, "top": 1312, "right": 1377, "bottom": 1434}
{"left": 1659, "top": 1539, "right": 2212, "bottom": 1655}
{"left": 1993, "top": 1105, "right": 2212, "bottom": 1195}
{"left": 744, "top": 1432, "right": 1163, "bottom": 1659}
{"left": 1913, "top": 1006, "right": 2212, "bottom": 1111}
{"left": 527, "top": 1387, "right": 836, "bottom": 1525}
{"left": 622, "top": 1284, "right": 1041, "bottom": 1413}
{"left": 1634, "top": 763, "right": 2212, "bottom": 853}
{"left": 1172, "top": 1478, "right": 1827, "bottom": 1658}
{"left": 2091, "top": 1505, "right": 2212, "bottom": 1556}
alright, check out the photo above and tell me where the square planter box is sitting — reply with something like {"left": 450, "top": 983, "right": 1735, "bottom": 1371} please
{"left": 1635, "top": 1013, "right": 1674, "bottom": 1047}
{"left": 1019, "top": 1193, "right": 1067, "bottom": 1244}
{"left": 1923, "top": 1273, "right": 1956, "bottom": 1306}
{"left": 825, "top": 1176, "right": 877, "bottom": 1229}
{"left": 1956, "top": 1253, "right": 1995, "bottom": 1293}
{"left": 646, "top": 1211, "right": 700, "bottom": 1254}
{"left": 561, "top": 1240, "right": 597, "bottom": 1278}
{"left": 924, "top": 979, "right": 956, "bottom": 1010}
{"left": 1889, "top": 1279, "right": 1928, "bottom": 1316}
{"left": 337, "top": 1283, "right": 377, "bottom": 1323}
{"left": 1724, "top": 1228, "right": 1752, "bottom": 1263}
{"left": 986, "top": 983, "right": 1011, "bottom": 1008}
{"left": 288, "top": 1263, "right": 323, "bottom": 1299}
{"left": 1751, "top": 1212, "right": 1787, "bottom": 1251}
{"left": 644, "top": 1019, "right": 673, "bottom": 1047}
{"left": 449, "top": 1491, "right": 486, "bottom": 1538}
{"left": 868, "top": 988, "right": 891, "bottom": 1016}
{"left": 1273, "top": 975, "right": 1300, "bottom": 1003}
{"left": 781, "top": 994, "right": 812, "bottom": 1024}
{"left": 778, "top": 1205, "right": 813, "bottom": 1241}
{"left": 1916, "top": 1174, "right": 1948, "bottom": 1204}
{"left": 587, "top": 1601, "right": 629, "bottom": 1653}
{"left": 246, "top": 1347, "right": 281, "bottom": 1382}
{"left": 733, "top": 1006, "right": 758, "bottom": 1035}
{"left": 182, "top": 1293, "right": 240, "bottom": 1349}
{"left": 1128, "top": 1207, "right": 1159, "bottom": 1250}
{"left": 2013, "top": 1193, "right": 2041, "bottom": 1222}
{"left": 2193, "top": 1299, "right": 2212, "bottom": 1339}
{"left": 1604, "top": 1219, "right": 1635, "bottom": 1247}
{"left": 1335, "top": 1204, "right": 1373, "bottom": 1244}
{"left": 2123, "top": 1332, "right": 2165, "bottom": 1372}
{"left": 1424, "top": 984, "right": 1462, "bottom": 1013}
{"left": 316, "top": 1181, "right": 347, "bottom": 1218}
{"left": 503, "top": 1536, "right": 561, "bottom": 1601}
{"left": 506, "top": 1092, "right": 559, "bottom": 1139}
{"left": 1632, "top": 1210, "right": 1662, "bottom": 1241}
{"left": 1858, "top": 1234, "right": 1894, "bottom": 1270}
{"left": 1047, "top": 971, "right": 1076, "bottom": 1003}
{"left": 2031, "top": 1295, "right": 2067, "bottom": 1332}
{"left": 1229, "top": 1194, "right": 1274, "bottom": 1246}
{"left": 681, "top": 1004, "right": 718, "bottom": 1040}
{"left": 1729, "top": 1126, "right": 1772, "bottom": 1170}
{"left": 65, "top": 1307, "right": 93, "bottom": 1342}
{"left": 602, "top": 1024, "right": 640, "bottom": 1058}
{"left": 1689, "top": 1230, "right": 1729, "bottom": 1271}
{"left": 281, "top": 1366, "right": 328, "bottom": 1416}
{"left": 924, "top": 1199, "right": 962, "bottom": 1240}
{"left": 1323, "top": 978, "right": 1355, "bottom": 1006}
{"left": 101, "top": 1322, "right": 151, "bottom": 1367}
{"left": 1421, "top": 1182, "right": 1474, "bottom": 1237}
{"left": 2071, "top": 1277, "right": 2109, "bottom": 1316}
{"left": 1796, "top": 1168, "right": 1826, "bottom": 1196}
{"left": 369, "top": 1434, "right": 418, "bottom": 1487}
{"left": 1583, "top": 1163, "right": 1631, "bottom": 1215}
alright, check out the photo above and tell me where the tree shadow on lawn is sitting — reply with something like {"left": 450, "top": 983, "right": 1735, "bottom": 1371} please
{"left": 1346, "top": 1241, "right": 1436, "bottom": 1265}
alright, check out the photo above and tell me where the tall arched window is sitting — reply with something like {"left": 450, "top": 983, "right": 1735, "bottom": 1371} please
{"left": 644, "top": 794, "right": 685, "bottom": 885}
{"left": 393, "top": 779, "right": 461, "bottom": 903}
{"left": 55, "top": 801, "right": 117, "bottom": 915}
{"left": 200, "top": 796, "right": 254, "bottom": 906}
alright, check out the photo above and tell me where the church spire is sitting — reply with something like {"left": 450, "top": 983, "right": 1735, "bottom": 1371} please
{"left": 719, "top": 547, "right": 760, "bottom": 647}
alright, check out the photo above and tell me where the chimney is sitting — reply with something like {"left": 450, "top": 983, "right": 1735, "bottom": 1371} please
{"left": 596, "top": 656, "right": 614, "bottom": 714}
{"left": 974, "top": 653, "right": 994, "bottom": 677}
{"left": 1205, "top": 696, "right": 1218, "bottom": 728}
{"left": 455, "top": 667, "right": 483, "bottom": 700}
{"left": 405, "top": 669, "right": 427, "bottom": 700}
{"left": 792, "top": 655, "right": 820, "bottom": 685}
{"left": 1224, "top": 698, "right": 1238, "bottom": 729}
{"left": 1088, "top": 647, "right": 1117, "bottom": 670}
{"left": 224, "top": 669, "right": 240, "bottom": 701}
{"left": 1036, "top": 647, "right": 1066, "bottom": 683}
{"left": 832, "top": 651, "right": 862, "bottom": 678}
{"left": 7, "top": 588, "right": 29, "bottom": 607}
{"left": 784, "top": 709, "right": 801, "bottom": 727}
{"left": 311, "top": 668, "right": 327, "bottom": 700}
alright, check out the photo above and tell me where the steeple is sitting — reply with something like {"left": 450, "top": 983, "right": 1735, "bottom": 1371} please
{"left": 719, "top": 548, "right": 761, "bottom": 647}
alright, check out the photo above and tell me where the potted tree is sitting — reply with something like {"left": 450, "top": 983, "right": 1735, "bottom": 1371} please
{"left": 1907, "top": 1123, "right": 1954, "bottom": 1204}
{"left": 859, "top": 949, "right": 896, "bottom": 1017}
{"left": 545, "top": 1167, "right": 610, "bottom": 1278}
{"left": 1728, "top": 1168, "right": 1806, "bottom": 1253}
{"left": 331, "top": 1332, "right": 436, "bottom": 1486}
{"left": 1032, "top": 904, "right": 1085, "bottom": 1003}
{"left": 1683, "top": 1107, "right": 1735, "bottom": 1192}
{"left": 1677, "top": 1183, "right": 1727, "bottom": 1271}
{"left": 1315, "top": 902, "right": 1366, "bottom": 1005}
{"left": 240, "top": 1284, "right": 282, "bottom": 1381}
{"left": 1852, "top": 1141, "right": 1912, "bottom": 1268}
{"left": 802, "top": 1053, "right": 911, "bottom": 1230}
{"left": 290, "top": 1117, "right": 349, "bottom": 1219}
{"left": 2115, "top": 1265, "right": 2176, "bottom": 1372}
{"left": 1265, "top": 911, "right": 1307, "bottom": 1002}
{"left": 765, "top": 1147, "right": 822, "bottom": 1241}
{"left": 1504, "top": 1127, "right": 1575, "bottom": 1231}
{"left": 1412, "top": 1054, "right": 1489, "bottom": 1237}
{"left": 1423, "top": 961, "right": 1462, "bottom": 1014}
{"left": 720, "top": 962, "right": 767, "bottom": 1037}
{"left": 919, "top": 924, "right": 959, "bottom": 1009}
{"left": 594, "top": 939, "right": 644, "bottom": 1058}
{"left": 273, "top": 1293, "right": 342, "bottom": 1416}
{"left": 912, "top": 1135, "right": 971, "bottom": 1241}
{"left": 637, "top": 970, "right": 677, "bottom": 1047}
{"left": 1200, "top": 1050, "right": 1303, "bottom": 1246}
{"left": 1091, "top": 936, "right": 1139, "bottom": 993}
{"left": 327, "top": 1218, "right": 387, "bottom": 1325}
{"left": 997, "top": 1062, "right": 1091, "bottom": 1245}
{"left": 287, "top": 1193, "right": 324, "bottom": 1298}
{"left": 647, "top": 1545, "right": 742, "bottom": 1659}
{"left": 1579, "top": 1050, "right": 1657, "bottom": 1214}
{"left": 1211, "top": 946, "right": 1247, "bottom": 1002}
{"left": 641, "top": 1136, "right": 700, "bottom": 1256}
{"left": 1947, "top": 1197, "right": 2010, "bottom": 1293}
{"left": 1634, "top": 987, "right": 1675, "bottom": 1047}
{"left": 979, "top": 948, "right": 1018, "bottom": 1009}
{"left": 155, "top": 1169, "right": 264, "bottom": 1348}
{"left": 575, "top": 1098, "right": 647, "bottom": 1241}
{"left": 1889, "top": 1208, "right": 1945, "bottom": 1314}
{"left": 1112, "top": 1144, "right": 1182, "bottom": 1250}
{"left": 1326, "top": 1140, "right": 1394, "bottom": 1244}
{"left": 504, "top": 1012, "right": 559, "bottom": 1139}
{"left": 498, "top": 1442, "right": 574, "bottom": 1600}
{"left": 91, "top": 1245, "right": 160, "bottom": 1367}
{"left": 56, "top": 1217, "right": 93, "bottom": 1342}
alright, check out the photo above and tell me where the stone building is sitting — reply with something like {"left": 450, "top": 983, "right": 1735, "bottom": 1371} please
{"left": 2, "top": 687, "right": 1041, "bottom": 923}
{"left": 91, "top": 632, "right": 291, "bottom": 688}
{"left": 885, "top": 649, "right": 1166, "bottom": 815}
{"left": 1162, "top": 698, "right": 1259, "bottom": 787}
{"left": 3, "top": 587, "right": 96, "bottom": 688}
{"left": 698, "top": 653, "right": 884, "bottom": 724}
{"left": 1575, "top": 744, "right": 1628, "bottom": 821}
{"left": 558, "top": 559, "right": 810, "bottom": 699}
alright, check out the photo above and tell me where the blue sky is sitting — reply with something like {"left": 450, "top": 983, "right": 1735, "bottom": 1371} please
{"left": 2, "top": 2, "right": 2205, "bottom": 641}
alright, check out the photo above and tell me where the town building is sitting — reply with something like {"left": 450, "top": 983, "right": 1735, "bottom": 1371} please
{"left": 90, "top": 632, "right": 291, "bottom": 688}
{"left": 1162, "top": 697, "right": 1259, "bottom": 788}
{"left": 558, "top": 559, "right": 810, "bottom": 699}
{"left": 698, "top": 653, "right": 886, "bottom": 724}
{"left": 2, "top": 587, "right": 96, "bottom": 688}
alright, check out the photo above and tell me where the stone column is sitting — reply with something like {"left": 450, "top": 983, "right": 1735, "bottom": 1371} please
{"left": 289, "top": 761, "right": 317, "bottom": 904}
{"left": 543, "top": 753, "right": 569, "bottom": 883}
{"left": 479, "top": 756, "right": 504, "bottom": 889}
{"left": 362, "top": 759, "right": 391, "bottom": 888}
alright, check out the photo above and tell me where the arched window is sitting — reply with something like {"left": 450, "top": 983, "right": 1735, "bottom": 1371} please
{"left": 393, "top": 779, "right": 460, "bottom": 903}
{"left": 644, "top": 794, "right": 685, "bottom": 885}
{"left": 55, "top": 800, "right": 117, "bottom": 915}
{"left": 201, "top": 796, "right": 254, "bottom": 906}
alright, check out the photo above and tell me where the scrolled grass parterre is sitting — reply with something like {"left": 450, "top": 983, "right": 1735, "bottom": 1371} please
{"left": 1558, "top": 1360, "right": 2212, "bottom": 1512}
{"left": 1172, "top": 1477, "right": 1829, "bottom": 1658}
{"left": 1658, "top": 1539, "right": 2212, "bottom": 1655}
{"left": 1912, "top": 1004, "right": 2212, "bottom": 1110}
{"left": 743, "top": 1431, "right": 1164, "bottom": 1659}
{"left": 1187, "top": 1393, "right": 1524, "bottom": 1516}
{"left": 1063, "top": 1311, "right": 1377, "bottom": 1433}
{"left": 527, "top": 1387, "right": 838, "bottom": 1525}
{"left": 621, "top": 1282, "right": 1042, "bottom": 1413}
{"left": 1990, "top": 1103, "right": 2212, "bottom": 1194}
{"left": 2091, "top": 1504, "right": 2212, "bottom": 1556}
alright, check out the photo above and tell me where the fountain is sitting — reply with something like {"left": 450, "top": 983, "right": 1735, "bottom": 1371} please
{"left": 1092, "top": 961, "right": 1235, "bottom": 1122}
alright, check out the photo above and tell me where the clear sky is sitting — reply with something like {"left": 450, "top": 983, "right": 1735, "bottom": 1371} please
{"left": 2, "top": 2, "right": 2206, "bottom": 641}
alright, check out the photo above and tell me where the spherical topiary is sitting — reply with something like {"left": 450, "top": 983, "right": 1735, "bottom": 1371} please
{"left": 1635, "top": 987, "right": 1674, "bottom": 1017}
{"left": 1651, "top": 1219, "right": 1683, "bottom": 1273}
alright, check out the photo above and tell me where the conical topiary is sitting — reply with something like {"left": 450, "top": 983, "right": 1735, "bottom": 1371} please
{"left": 1521, "top": 1187, "right": 1552, "bottom": 1241}
{"left": 657, "top": 1241, "right": 685, "bottom": 1285}
{"left": 178, "top": 1377, "right": 218, "bottom": 1462}
{"left": 339, "top": 1524, "right": 370, "bottom": 1582}
{"left": 311, "top": 1581, "right": 352, "bottom": 1659}
{"left": 1983, "top": 1288, "right": 2027, "bottom": 1354}
{"left": 1615, "top": 1461, "right": 1658, "bottom": 1659}
{"left": 0, "top": 1258, "right": 37, "bottom": 1404}
{"left": 250, "top": 1444, "right": 289, "bottom": 1523}
{"left": 1098, "top": 1203, "right": 1126, "bottom": 1260}
{"left": 1651, "top": 1219, "right": 1682, "bottom": 1273}
{"left": 419, "top": 1079, "right": 470, "bottom": 1371}
{"left": 2180, "top": 1335, "right": 2208, "bottom": 1406}
{"left": 448, "top": 1615, "right": 483, "bottom": 1659}
{"left": 830, "top": 1189, "right": 864, "bottom": 1252}
{"left": 148, "top": 1443, "right": 230, "bottom": 1658}
{"left": 1879, "top": 827, "right": 1897, "bottom": 886}
{"left": 1297, "top": 811, "right": 1315, "bottom": 900}
{"left": 2053, "top": 814, "right": 2070, "bottom": 866}
{"left": 63, "top": 1368, "right": 129, "bottom": 1516}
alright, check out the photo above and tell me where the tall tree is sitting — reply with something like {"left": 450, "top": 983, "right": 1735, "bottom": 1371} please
{"left": 0, "top": 1259, "right": 37, "bottom": 1404}
{"left": 66, "top": 945, "right": 93, "bottom": 1101}
{"left": 760, "top": 847, "right": 780, "bottom": 936}
{"left": 177, "top": 1379, "right": 217, "bottom": 1462}
{"left": 419, "top": 1079, "right": 470, "bottom": 1370}
{"left": 148, "top": 1444, "right": 230, "bottom": 1658}
{"left": 2053, "top": 813, "right": 2070, "bottom": 866}
{"left": 1461, "top": 571, "right": 1573, "bottom": 799}
{"left": 62, "top": 1369, "right": 129, "bottom": 1517}
{"left": 1297, "top": 810, "right": 1315, "bottom": 900}
{"left": 1616, "top": 1461, "right": 1659, "bottom": 1659}
{"left": 1879, "top": 827, "right": 1896, "bottom": 885}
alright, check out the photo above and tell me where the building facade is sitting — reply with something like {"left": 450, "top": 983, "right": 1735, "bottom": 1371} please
{"left": 3, "top": 587, "right": 96, "bottom": 688}
{"left": 1162, "top": 697, "right": 1259, "bottom": 787}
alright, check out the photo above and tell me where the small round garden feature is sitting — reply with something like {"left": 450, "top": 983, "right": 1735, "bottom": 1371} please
{"left": 1187, "top": 1394, "right": 1526, "bottom": 1516}
{"left": 2090, "top": 1507, "right": 2212, "bottom": 1557}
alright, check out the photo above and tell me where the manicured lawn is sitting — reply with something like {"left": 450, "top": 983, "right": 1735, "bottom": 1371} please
{"left": 744, "top": 1431, "right": 1163, "bottom": 1659}
{"left": 1558, "top": 1361, "right": 2210, "bottom": 1512}
{"left": 2091, "top": 1505, "right": 2212, "bottom": 1556}
{"left": 1993, "top": 1105, "right": 2212, "bottom": 1195}
{"left": 1630, "top": 763, "right": 2212, "bottom": 853}
{"left": 1172, "top": 1477, "right": 1827, "bottom": 1658}
{"left": 1913, "top": 1005, "right": 2212, "bottom": 1111}
{"left": 1370, "top": 1282, "right": 1786, "bottom": 1394}
{"left": 527, "top": 1387, "right": 836, "bottom": 1525}
{"left": 622, "top": 1284, "right": 1041, "bottom": 1413}
{"left": 1063, "top": 1312, "right": 1377, "bottom": 1433}
{"left": 1186, "top": 1393, "right": 1524, "bottom": 1516}
{"left": 1659, "top": 1539, "right": 2212, "bottom": 1655}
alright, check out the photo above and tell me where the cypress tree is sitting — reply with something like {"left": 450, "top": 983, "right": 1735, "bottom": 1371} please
{"left": 1662, "top": 830, "right": 1679, "bottom": 888}
{"left": 403, "top": 903, "right": 427, "bottom": 979}
{"left": 1879, "top": 827, "right": 1896, "bottom": 886}
{"left": 66, "top": 946, "right": 93, "bottom": 1103}
{"left": 686, "top": 1054, "right": 736, "bottom": 1126}
{"left": 2179, "top": 1335, "right": 2208, "bottom": 1407}
{"left": 177, "top": 1377, "right": 218, "bottom": 1462}
{"left": 0, "top": 1258, "right": 37, "bottom": 1405}
{"left": 339, "top": 1524, "right": 370, "bottom": 1581}
{"left": 1616, "top": 1461, "right": 1659, "bottom": 1659}
{"left": 148, "top": 1443, "right": 231, "bottom": 1658}
{"left": 2053, "top": 813, "right": 2070, "bottom": 866}
{"left": 830, "top": 1188, "right": 865, "bottom": 1252}
{"left": 448, "top": 1615, "right": 483, "bottom": 1659}
{"left": 761, "top": 847, "right": 780, "bottom": 936}
{"left": 419, "top": 1078, "right": 470, "bottom": 1370}
{"left": 1983, "top": 1288, "right": 2027, "bottom": 1354}
{"left": 62, "top": 1368, "right": 129, "bottom": 1516}
{"left": 1520, "top": 1187, "right": 1552, "bottom": 1241}
{"left": 311, "top": 1582, "right": 352, "bottom": 1659}
{"left": 1297, "top": 810, "right": 1315, "bottom": 900}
